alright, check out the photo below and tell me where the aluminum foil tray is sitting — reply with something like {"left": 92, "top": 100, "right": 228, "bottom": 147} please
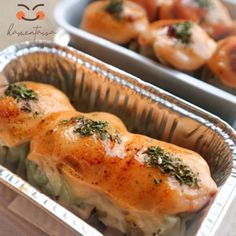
{"left": 54, "top": 0, "right": 236, "bottom": 127}
{"left": 0, "top": 42, "right": 235, "bottom": 236}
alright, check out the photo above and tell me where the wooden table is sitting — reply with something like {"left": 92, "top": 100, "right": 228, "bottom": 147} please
{"left": 0, "top": 183, "right": 48, "bottom": 236}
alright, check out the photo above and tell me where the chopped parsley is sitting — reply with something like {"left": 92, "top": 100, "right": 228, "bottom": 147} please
{"left": 5, "top": 83, "right": 38, "bottom": 101}
{"left": 60, "top": 116, "right": 122, "bottom": 143}
{"left": 144, "top": 146, "right": 199, "bottom": 187}
{"left": 194, "top": 0, "right": 211, "bottom": 8}
{"left": 168, "top": 21, "right": 193, "bottom": 44}
{"left": 74, "top": 117, "right": 108, "bottom": 140}
{"left": 5, "top": 83, "right": 38, "bottom": 113}
{"left": 105, "top": 0, "right": 123, "bottom": 20}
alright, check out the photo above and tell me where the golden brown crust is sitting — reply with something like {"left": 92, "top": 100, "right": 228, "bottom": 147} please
{"left": 0, "top": 96, "right": 20, "bottom": 119}
{"left": 208, "top": 36, "right": 236, "bottom": 88}
{"left": 80, "top": 0, "right": 149, "bottom": 44}
{"left": 138, "top": 20, "right": 216, "bottom": 71}
{"left": 0, "top": 82, "right": 75, "bottom": 147}
{"left": 29, "top": 111, "right": 217, "bottom": 215}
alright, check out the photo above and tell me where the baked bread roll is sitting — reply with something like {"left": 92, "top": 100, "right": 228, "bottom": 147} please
{"left": 80, "top": 0, "right": 149, "bottom": 44}
{"left": 138, "top": 20, "right": 216, "bottom": 71}
{"left": 28, "top": 111, "right": 217, "bottom": 235}
{"left": 0, "top": 81, "right": 74, "bottom": 147}
{"left": 0, "top": 81, "right": 74, "bottom": 174}
{"left": 159, "top": 0, "right": 233, "bottom": 40}
{"left": 207, "top": 36, "right": 236, "bottom": 90}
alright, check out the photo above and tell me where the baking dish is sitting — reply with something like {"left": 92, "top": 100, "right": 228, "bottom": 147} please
{"left": 0, "top": 42, "right": 235, "bottom": 235}
{"left": 54, "top": 0, "right": 236, "bottom": 127}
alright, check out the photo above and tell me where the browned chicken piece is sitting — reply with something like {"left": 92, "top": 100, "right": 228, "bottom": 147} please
{"left": 158, "top": 0, "right": 233, "bottom": 40}
{"left": 80, "top": 0, "right": 149, "bottom": 44}
{"left": 208, "top": 36, "right": 236, "bottom": 89}
{"left": 28, "top": 110, "right": 217, "bottom": 235}
{"left": 0, "top": 81, "right": 75, "bottom": 147}
{"left": 139, "top": 19, "right": 216, "bottom": 71}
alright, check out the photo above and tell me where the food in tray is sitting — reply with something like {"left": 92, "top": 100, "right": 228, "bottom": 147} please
{"left": 26, "top": 111, "right": 216, "bottom": 234}
{"left": 0, "top": 79, "right": 217, "bottom": 235}
{"left": 138, "top": 19, "right": 216, "bottom": 71}
{"left": 80, "top": 0, "right": 149, "bottom": 44}
{"left": 0, "top": 81, "right": 74, "bottom": 173}
{"left": 80, "top": 0, "right": 217, "bottom": 70}
{"left": 204, "top": 36, "right": 236, "bottom": 93}
{"left": 80, "top": 0, "right": 236, "bottom": 94}
{"left": 158, "top": 0, "right": 234, "bottom": 40}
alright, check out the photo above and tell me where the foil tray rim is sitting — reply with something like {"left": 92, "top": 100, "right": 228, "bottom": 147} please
{"left": 0, "top": 41, "right": 235, "bottom": 236}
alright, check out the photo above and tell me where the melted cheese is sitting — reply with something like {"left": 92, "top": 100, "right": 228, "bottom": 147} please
{"left": 63, "top": 175, "right": 186, "bottom": 236}
{"left": 31, "top": 158, "right": 186, "bottom": 235}
{"left": 27, "top": 111, "right": 217, "bottom": 235}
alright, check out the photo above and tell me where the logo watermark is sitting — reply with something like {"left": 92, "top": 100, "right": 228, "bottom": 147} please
{"left": 16, "top": 3, "right": 45, "bottom": 21}
{"left": 7, "top": 2, "right": 56, "bottom": 41}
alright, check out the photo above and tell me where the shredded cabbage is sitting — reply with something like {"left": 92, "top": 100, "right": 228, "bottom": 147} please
{"left": 0, "top": 142, "right": 30, "bottom": 178}
{"left": 25, "top": 160, "right": 187, "bottom": 236}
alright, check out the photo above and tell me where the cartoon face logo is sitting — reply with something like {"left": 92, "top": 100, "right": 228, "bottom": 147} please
{"left": 16, "top": 3, "right": 45, "bottom": 21}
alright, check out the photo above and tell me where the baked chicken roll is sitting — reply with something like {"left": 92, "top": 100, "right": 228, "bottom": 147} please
{"left": 138, "top": 20, "right": 216, "bottom": 71}
{"left": 206, "top": 36, "right": 236, "bottom": 92}
{"left": 80, "top": 0, "right": 149, "bottom": 44}
{"left": 0, "top": 81, "right": 74, "bottom": 173}
{"left": 158, "top": 0, "right": 233, "bottom": 40}
{"left": 27, "top": 111, "right": 217, "bottom": 235}
{"left": 0, "top": 81, "right": 74, "bottom": 147}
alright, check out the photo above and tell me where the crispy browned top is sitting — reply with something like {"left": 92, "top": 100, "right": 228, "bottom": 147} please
{"left": 138, "top": 19, "right": 216, "bottom": 71}
{"left": 208, "top": 36, "right": 236, "bottom": 88}
{"left": 0, "top": 82, "right": 74, "bottom": 147}
{"left": 29, "top": 111, "right": 217, "bottom": 215}
{"left": 159, "top": 0, "right": 233, "bottom": 40}
{"left": 80, "top": 0, "right": 149, "bottom": 44}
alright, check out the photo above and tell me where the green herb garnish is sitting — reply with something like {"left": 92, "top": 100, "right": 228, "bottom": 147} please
{"left": 194, "top": 0, "right": 211, "bottom": 8}
{"left": 144, "top": 146, "right": 199, "bottom": 187}
{"left": 5, "top": 84, "right": 38, "bottom": 101}
{"left": 168, "top": 21, "right": 193, "bottom": 44}
{"left": 73, "top": 117, "right": 108, "bottom": 139}
{"left": 61, "top": 116, "right": 122, "bottom": 143}
{"left": 105, "top": 0, "right": 123, "bottom": 20}
{"left": 5, "top": 83, "right": 38, "bottom": 113}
